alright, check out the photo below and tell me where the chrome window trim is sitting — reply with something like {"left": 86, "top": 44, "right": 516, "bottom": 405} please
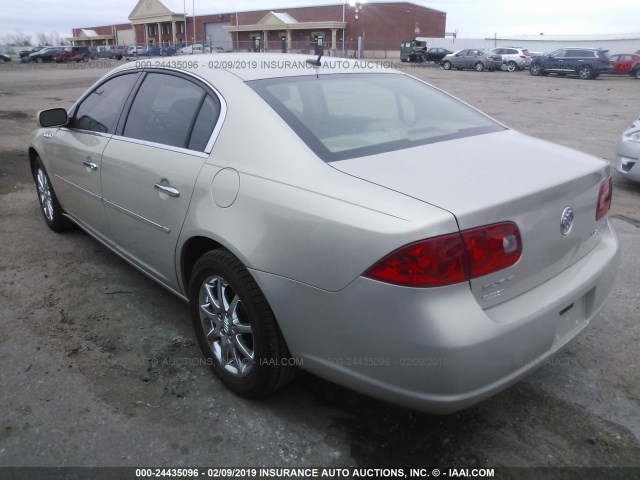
{"left": 108, "top": 135, "right": 211, "bottom": 159}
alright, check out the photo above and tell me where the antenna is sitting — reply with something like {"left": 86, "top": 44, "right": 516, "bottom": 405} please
{"left": 306, "top": 51, "right": 323, "bottom": 67}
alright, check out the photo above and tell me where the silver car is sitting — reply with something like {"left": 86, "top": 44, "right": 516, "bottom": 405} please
{"left": 616, "top": 116, "right": 640, "bottom": 181}
{"left": 441, "top": 48, "right": 503, "bottom": 72}
{"left": 29, "top": 53, "right": 619, "bottom": 413}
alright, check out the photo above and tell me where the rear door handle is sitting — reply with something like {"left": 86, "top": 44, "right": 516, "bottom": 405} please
{"left": 154, "top": 182, "right": 180, "bottom": 197}
{"left": 83, "top": 161, "right": 98, "bottom": 170}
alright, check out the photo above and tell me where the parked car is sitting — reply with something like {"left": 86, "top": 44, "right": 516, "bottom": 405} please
{"left": 29, "top": 47, "right": 64, "bottom": 63}
{"left": 0, "top": 52, "right": 11, "bottom": 63}
{"left": 124, "top": 46, "right": 146, "bottom": 57}
{"left": 19, "top": 46, "right": 45, "bottom": 60}
{"left": 615, "top": 116, "right": 640, "bottom": 182}
{"left": 29, "top": 53, "right": 619, "bottom": 413}
{"left": 210, "top": 46, "right": 228, "bottom": 53}
{"left": 529, "top": 48, "right": 612, "bottom": 79}
{"left": 441, "top": 49, "right": 502, "bottom": 72}
{"left": 490, "top": 47, "right": 531, "bottom": 71}
{"left": 54, "top": 46, "right": 90, "bottom": 63}
{"left": 424, "top": 47, "right": 452, "bottom": 62}
{"left": 608, "top": 53, "right": 640, "bottom": 75}
{"left": 179, "top": 44, "right": 209, "bottom": 54}
{"left": 161, "top": 45, "right": 177, "bottom": 56}
{"left": 407, "top": 46, "right": 427, "bottom": 63}
{"left": 143, "top": 46, "right": 161, "bottom": 56}
{"left": 89, "top": 46, "right": 123, "bottom": 61}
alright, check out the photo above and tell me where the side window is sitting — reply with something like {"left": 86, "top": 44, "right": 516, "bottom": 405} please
{"left": 188, "top": 94, "right": 221, "bottom": 151}
{"left": 72, "top": 73, "right": 139, "bottom": 134}
{"left": 123, "top": 73, "right": 216, "bottom": 150}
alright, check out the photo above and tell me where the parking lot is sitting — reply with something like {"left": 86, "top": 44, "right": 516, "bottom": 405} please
{"left": 0, "top": 60, "right": 639, "bottom": 471}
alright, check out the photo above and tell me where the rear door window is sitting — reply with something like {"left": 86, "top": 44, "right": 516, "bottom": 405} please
{"left": 123, "top": 72, "right": 220, "bottom": 150}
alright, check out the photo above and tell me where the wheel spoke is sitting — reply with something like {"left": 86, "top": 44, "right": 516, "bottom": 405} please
{"left": 220, "top": 336, "right": 232, "bottom": 364}
{"left": 216, "top": 278, "right": 226, "bottom": 311}
{"left": 231, "top": 334, "right": 254, "bottom": 362}
{"left": 234, "top": 322, "right": 252, "bottom": 334}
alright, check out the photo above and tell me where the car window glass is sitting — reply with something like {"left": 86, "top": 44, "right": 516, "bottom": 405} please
{"left": 123, "top": 73, "right": 206, "bottom": 149}
{"left": 250, "top": 74, "right": 503, "bottom": 162}
{"left": 550, "top": 49, "right": 565, "bottom": 58}
{"left": 72, "top": 73, "right": 139, "bottom": 134}
{"left": 188, "top": 94, "right": 221, "bottom": 151}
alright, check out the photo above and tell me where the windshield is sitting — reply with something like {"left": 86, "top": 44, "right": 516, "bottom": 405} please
{"left": 249, "top": 73, "right": 504, "bottom": 162}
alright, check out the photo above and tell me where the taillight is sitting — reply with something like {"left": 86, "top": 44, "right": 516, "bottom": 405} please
{"left": 596, "top": 176, "right": 612, "bottom": 220}
{"left": 364, "top": 222, "right": 521, "bottom": 288}
{"left": 462, "top": 223, "right": 521, "bottom": 278}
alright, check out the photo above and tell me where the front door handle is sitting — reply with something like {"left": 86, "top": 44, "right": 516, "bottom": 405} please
{"left": 83, "top": 161, "right": 98, "bottom": 170}
{"left": 154, "top": 182, "right": 180, "bottom": 197}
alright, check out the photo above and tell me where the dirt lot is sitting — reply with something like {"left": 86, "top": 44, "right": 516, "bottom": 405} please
{"left": 1, "top": 60, "right": 639, "bottom": 473}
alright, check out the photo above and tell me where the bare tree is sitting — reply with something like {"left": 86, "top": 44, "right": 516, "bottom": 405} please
{"left": 36, "top": 32, "right": 50, "bottom": 46}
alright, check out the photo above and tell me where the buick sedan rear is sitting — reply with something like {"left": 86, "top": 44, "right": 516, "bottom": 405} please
{"left": 29, "top": 54, "right": 619, "bottom": 413}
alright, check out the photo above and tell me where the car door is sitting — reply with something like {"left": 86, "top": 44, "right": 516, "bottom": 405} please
{"left": 544, "top": 49, "right": 566, "bottom": 73}
{"left": 101, "top": 71, "right": 222, "bottom": 290}
{"left": 49, "top": 72, "right": 140, "bottom": 241}
{"left": 454, "top": 50, "right": 469, "bottom": 68}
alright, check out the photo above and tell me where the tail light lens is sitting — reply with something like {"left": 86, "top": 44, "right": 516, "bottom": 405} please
{"left": 365, "top": 222, "right": 521, "bottom": 288}
{"left": 462, "top": 223, "right": 522, "bottom": 278}
{"left": 596, "top": 176, "right": 612, "bottom": 220}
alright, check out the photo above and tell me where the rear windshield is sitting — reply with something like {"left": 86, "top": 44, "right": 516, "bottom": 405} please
{"left": 248, "top": 73, "right": 504, "bottom": 162}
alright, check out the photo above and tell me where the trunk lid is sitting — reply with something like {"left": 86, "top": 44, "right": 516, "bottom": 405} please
{"left": 332, "top": 129, "right": 610, "bottom": 307}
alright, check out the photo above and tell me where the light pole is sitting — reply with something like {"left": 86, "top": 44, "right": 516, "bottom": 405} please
{"left": 343, "top": 0, "right": 365, "bottom": 58}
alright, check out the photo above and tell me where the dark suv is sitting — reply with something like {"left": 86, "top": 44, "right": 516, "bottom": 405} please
{"left": 529, "top": 48, "right": 611, "bottom": 80}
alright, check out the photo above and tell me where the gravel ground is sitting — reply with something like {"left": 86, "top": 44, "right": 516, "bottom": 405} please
{"left": 0, "top": 60, "right": 639, "bottom": 474}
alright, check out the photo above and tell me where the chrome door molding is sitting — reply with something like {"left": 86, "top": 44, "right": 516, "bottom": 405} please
{"left": 103, "top": 199, "right": 171, "bottom": 234}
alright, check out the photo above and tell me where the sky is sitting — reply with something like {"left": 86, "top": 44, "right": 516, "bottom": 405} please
{"left": 3, "top": 0, "right": 640, "bottom": 41}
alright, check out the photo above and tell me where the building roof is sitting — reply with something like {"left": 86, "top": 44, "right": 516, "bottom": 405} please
{"left": 269, "top": 12, "right": 299, "bottom": 25}
{"left": 490, "top": 33, "right": 640, "bottom": 42}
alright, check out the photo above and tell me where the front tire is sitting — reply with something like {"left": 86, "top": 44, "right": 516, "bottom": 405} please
{"left": 578, "top": 65, "right": 593, "bottom": 80}
{"left": 530, "top": 63, "right": 541, "bottom": 76}
{"left": 442, "top": 60, "right": 452, "bottom": 70}
{"left": 189, "top": 250, "right": 296, "bottom": 397}
{"left": 33, "top": 156, "right": 73, "bottom": 232}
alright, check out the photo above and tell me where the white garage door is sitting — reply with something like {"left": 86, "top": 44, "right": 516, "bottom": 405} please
{"left": 204, "top": 22, "right": 231, "bottom": 50}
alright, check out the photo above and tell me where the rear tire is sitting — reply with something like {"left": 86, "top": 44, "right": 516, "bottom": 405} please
{"left": 189, "top": 250, "right": 297, "bottom": 397}
{"left": 507, "top": 61, "right": 517, "bottom": 72}
{"left": 636, "top": 69, "right": 640, "bottom": 79}
{"left": 475, "top": 62, "right": 485, "bottom": 72}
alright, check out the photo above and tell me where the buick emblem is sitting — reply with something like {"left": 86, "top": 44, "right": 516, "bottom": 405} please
{"left": 560, "top": 207, "right": 574, "bottom": 236}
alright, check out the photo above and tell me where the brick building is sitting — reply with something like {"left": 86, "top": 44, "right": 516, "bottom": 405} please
{"left": 70, "top": 0, "right": 446, "bottom": 57}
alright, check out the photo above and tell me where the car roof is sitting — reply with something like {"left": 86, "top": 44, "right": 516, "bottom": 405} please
{"left": 113, "top": 53, "right": 399, "bottom": 81}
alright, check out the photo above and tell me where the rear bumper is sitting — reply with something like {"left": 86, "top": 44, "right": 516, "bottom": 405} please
{"left": 252, "top": 219, "right": 619, "bottom": 413}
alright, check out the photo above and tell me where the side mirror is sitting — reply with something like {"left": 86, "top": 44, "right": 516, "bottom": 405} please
{"left": 37, "top": 108, "right": 68, "bottom": 128}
